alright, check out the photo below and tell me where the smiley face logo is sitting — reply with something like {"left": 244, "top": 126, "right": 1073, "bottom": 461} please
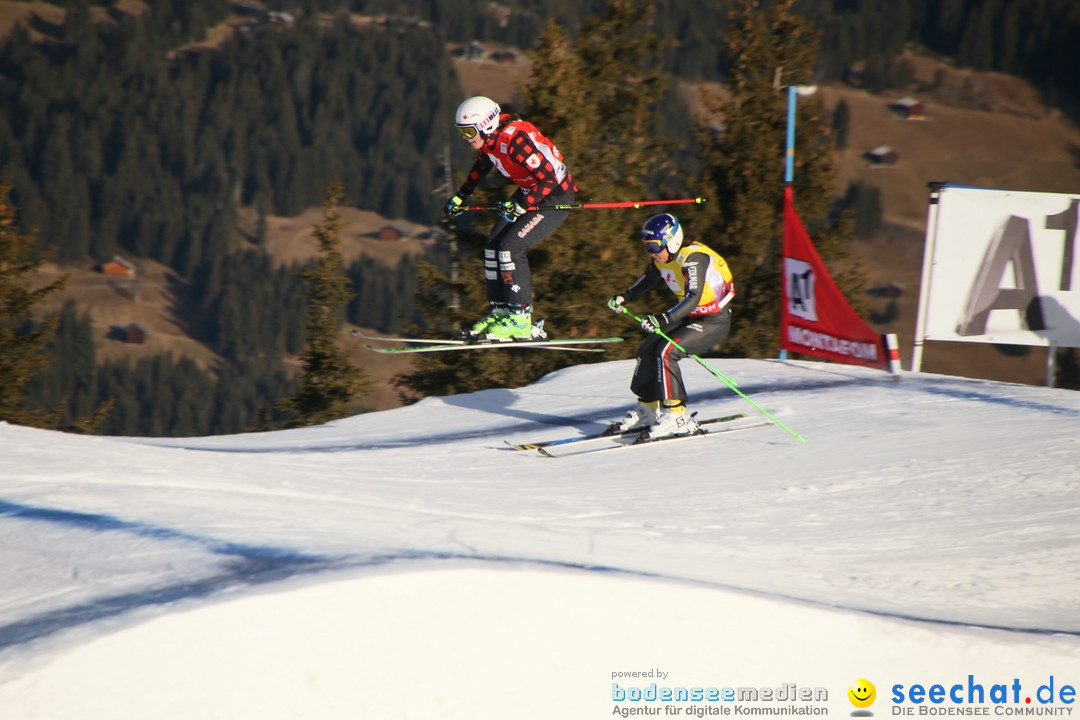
{"left": 848, "top": 678, "right": 876, "bottom": 708}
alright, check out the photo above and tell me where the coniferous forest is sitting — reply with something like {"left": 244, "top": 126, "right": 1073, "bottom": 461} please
{"left": 3, "top": 0, "right": 1078, "bottom": 435}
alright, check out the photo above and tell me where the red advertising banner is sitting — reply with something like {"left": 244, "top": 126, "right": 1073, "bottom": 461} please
{"left": 780, "top": 186, "right": 888, "bottom": 370}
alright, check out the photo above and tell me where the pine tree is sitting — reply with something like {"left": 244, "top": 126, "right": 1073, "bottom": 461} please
{"left": 695, "top": 0, "right": 862, "bottom": 358}
{"left": 0, "top": 184, "right": 69, "bottom": 427}
{"left": 278, "top": 182, "right": 373, "bottom": 427}
{"left": 395, "top": 0, "right": 676, "bottom": 402}
{"left": 526, "top": 0, "right": 677, "bottom": 345}
{"left": 831, "top": 98, "right": 851, "bottom": 150}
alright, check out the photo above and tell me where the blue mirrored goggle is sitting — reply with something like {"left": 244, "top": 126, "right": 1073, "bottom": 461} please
{"left": 642, "top": 239, "right": 665, "bottom": 253}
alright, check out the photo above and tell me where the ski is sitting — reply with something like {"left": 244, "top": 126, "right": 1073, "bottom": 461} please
{"left": 348, "top": 329, "right": 463, "bottom": 345}
{"left": 349, "top": 328, "right": 623, "bottom": 354}
{"left": 506, "top": 413, "right": 747, "bottom": 455}
{"left": 363, "top": 339, "right": 621, "bottom": 354}
{"left": 540, "top": 420, "right": 774, "bottom": 458}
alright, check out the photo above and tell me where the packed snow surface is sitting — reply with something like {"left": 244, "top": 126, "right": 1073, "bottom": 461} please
{"left": 1, "top": 358, "right": 1078, "bottom": 719}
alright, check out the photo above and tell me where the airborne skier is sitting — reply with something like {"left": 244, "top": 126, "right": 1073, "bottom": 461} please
{"left": 443, "top": 95, "right": 578, "bottom": 343}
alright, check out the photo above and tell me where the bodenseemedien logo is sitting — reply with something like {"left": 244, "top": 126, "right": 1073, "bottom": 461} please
{"left": 849, "top": 678, "right": 877, "bottom": 716}
{"left": 609, "top": 678, "right": 830, "bottom": 717}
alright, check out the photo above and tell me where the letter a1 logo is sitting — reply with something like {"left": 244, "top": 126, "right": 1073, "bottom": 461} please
{"left": 785, "top": 257, "right": 818, "bottom": 322}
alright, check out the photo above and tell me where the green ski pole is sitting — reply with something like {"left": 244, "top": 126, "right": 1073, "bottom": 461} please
{"left": 616, "top": 308, "right": 806, "bottom": 444}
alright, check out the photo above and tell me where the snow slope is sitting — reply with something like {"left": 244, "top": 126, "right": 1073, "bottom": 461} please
{"left": 1, "top": 358, "right": 1079, "bottom": 719}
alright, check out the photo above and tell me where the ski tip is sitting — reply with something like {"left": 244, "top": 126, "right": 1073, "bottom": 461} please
{"left": 504, "top": 439, "right": 560, "bottom": 455}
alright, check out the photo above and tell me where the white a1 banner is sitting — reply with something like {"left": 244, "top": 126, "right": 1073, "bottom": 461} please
{"left": 918, "top": 184, "right": 1080, "bottom": 347}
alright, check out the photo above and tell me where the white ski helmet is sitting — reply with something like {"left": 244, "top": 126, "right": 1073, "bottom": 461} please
{"left": 455, "top": 96, "right": 501, "bottom": 139}
{"left": 641, "top": 213, "right": 684, "bottom": 253}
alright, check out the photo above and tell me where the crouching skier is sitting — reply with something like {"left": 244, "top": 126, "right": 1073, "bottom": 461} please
{"left": 606, "top": 213, "right": 735, "bottom": 439}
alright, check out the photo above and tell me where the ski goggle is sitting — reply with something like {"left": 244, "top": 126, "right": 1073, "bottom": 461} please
{"left": 456, "top": 125, "right": 479, "bottom": 140}
{"left": 642, "top": 239, "right": 665, "bottom": 254}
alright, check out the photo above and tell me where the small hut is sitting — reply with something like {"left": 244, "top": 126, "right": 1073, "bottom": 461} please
{"left": 101, "top": 255, "right": 136, "bottom": 277}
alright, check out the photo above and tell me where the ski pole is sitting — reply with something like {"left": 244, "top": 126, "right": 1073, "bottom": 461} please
{"left": 616, "top": 307, "right": 806, "bottom": 444}
{"left": 465, "top": 197, "right": 707, "bottom": 212}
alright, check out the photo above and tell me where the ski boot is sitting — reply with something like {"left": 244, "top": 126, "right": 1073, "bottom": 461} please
{"left": 642, "top": 401, "right": 701, "bottom": 440}
{"left": 605, "top": 400, "right": 661, "bottom": 435}
{"left": 457, "top": 304, "right": 508, "bottom": 342}
{"left": 480, "top": 306, "right": 546, "bottom": 343}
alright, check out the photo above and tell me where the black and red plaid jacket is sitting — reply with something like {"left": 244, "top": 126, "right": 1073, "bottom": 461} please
{"left": 457, "top": 114, "right": 576, "bottom": 206}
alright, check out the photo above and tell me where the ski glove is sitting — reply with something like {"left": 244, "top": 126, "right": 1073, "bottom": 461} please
{"left": 497, "top": 200, "right": 526, "bottom": 222}
{"left": 607, "top": 295, "right": 627, "bottom": 314}
{"left": 445, "top": 193, "right": 466, "bottom": 218}
{"left": 640, "top": 314, "right": 666, "bottom": 334}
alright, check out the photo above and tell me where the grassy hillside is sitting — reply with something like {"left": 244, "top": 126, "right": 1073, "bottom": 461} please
{"left": 829, "top": 53, "right": 1080, "bottom": 226}
{"left": 825, "top": 51, "right": 1080, "bottom": 386}
{"left": 37, "top": 207, "right": 435, "bottom": 412}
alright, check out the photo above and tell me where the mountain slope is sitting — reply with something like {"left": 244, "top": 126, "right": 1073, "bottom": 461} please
{"left": 1, "top": 358, "right": 1079, "bottom": 717}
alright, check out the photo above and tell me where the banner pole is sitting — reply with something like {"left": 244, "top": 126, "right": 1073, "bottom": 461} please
{"left": 785, "top": 85, "right": 796, "bottom": 185}
{"left": 912, "top": 182, "right": 945, "bottom": 373}
{"left": 779, "top": 85, "right": 797, "bottom": 361}
{"left": 1047, "top": 344, "right": 1056, "bottom": 388}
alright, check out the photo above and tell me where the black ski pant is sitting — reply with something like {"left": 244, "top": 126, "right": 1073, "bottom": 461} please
{"left": 630, "top": 310, "right": 732, "bottom": 405}
{"left": 483, "top": 189, "right": 574, "bottom": 308}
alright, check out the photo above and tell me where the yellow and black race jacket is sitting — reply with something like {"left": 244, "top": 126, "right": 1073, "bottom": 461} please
{"left": 624, "top": 242, "right": 735, "bottom": 327}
